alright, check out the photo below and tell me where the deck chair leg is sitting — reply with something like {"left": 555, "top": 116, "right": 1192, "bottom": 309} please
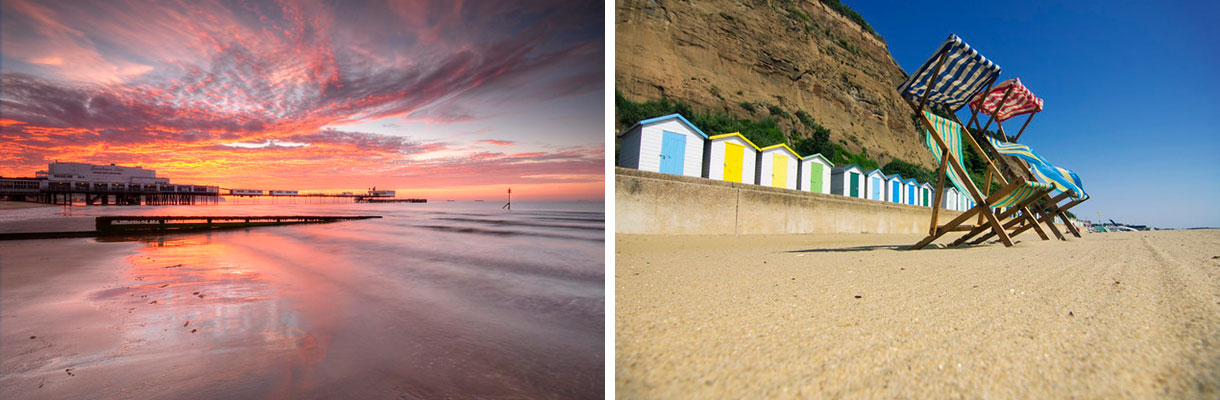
{"left": 1059, "top": 211, "right": 1082, "bottom": 237}
{"left": 929, "top": 157, "right": 949, "bottom": 236}
{"left": 1039, "top": 211, "right": 1066, "bottom": 240}
{"left": 912, "top": 207, "right": 981, "bottom": 249}
{"left": 1018, "top": 206, "right": 1052, "bottom": 240}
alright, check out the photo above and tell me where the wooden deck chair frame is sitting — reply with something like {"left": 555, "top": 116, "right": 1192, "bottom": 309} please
{"left": 903, "top": 46, "right": 1053, "bottom": 249}
{"left": 961, "top": 84, "right": 1086, "bottom": 239}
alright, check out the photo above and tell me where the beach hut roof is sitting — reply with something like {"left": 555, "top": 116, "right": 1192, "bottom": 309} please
{"left": 618, "top": 113, "right": 709, "bottom": 139}
{"left": 833, "top": 164, "right": 865, "bottom": 172}
{"left": 866, "top": 168, "right": 886, "bottom": 176}
{"left": 799, "top": 152, "right": 834, "bottom": 166}
{"left": 904, "top": 177, "right": 920, "bottom": 184}
{"left": 758, "top": 143, "right": 799, "bottom": 157}
{"left": 920, "top": 182, "right": 935, "bottom": 189}
{"left": 707, "top": 132, "right": 761, "bottom": 150}
{"left": 886, "top": 173, "right": 904, "bottom": 181}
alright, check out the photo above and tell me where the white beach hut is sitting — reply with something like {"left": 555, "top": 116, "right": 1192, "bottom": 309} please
{"left": 756, "top": 144, "right": 800, "bottom": 190}
{"left": 865, "top": 169, "right": 886, "bottom": 201}
{"left": 798, "top": 153, "right": 833, "bottom": 193}
{"left": 904, "top": 178, "right": 920, "bottom": 206}
{"left": 885, "top": 174, "right": 905, "bottom": 204}
{"left": 830, "top": 164, "right": 866, "bottom": 199}
{"left": 941, "top": 186, "right": 959, "bottom": 210}
{"left": 703, "top": 132, "right": 759, "bottom": 184}
{"left": 919, "top": 182, "right": 935, "bottom": 207}
{"left": 616, "top": 113, "right": 707, "bottom": 177}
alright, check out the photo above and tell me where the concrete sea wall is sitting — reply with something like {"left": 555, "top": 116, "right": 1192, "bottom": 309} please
{"left": 615, "top": 168, "right": 965, "bottom": 235}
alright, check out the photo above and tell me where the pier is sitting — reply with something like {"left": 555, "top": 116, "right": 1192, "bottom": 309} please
{"left": 0, "top": 162, "right": 426, "bottom": 206}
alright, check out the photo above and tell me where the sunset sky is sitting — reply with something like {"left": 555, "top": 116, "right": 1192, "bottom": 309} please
{"left": 0, "top": 0, "right": 603, "bottom": 201}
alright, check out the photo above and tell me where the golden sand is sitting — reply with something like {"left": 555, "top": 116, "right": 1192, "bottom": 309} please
{"left": 616, "top": 230, "right": 1220, "bottom": 398}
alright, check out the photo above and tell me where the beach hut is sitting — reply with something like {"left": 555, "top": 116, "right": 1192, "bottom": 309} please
{"left": 756, "top": 144, "right": 800, "bottom": 190}
{"left": 920, "top": 182, "right": 935, "bottom": 207}
{"left": 703, "top": 132, "right": 759, "bottom": 184}
{"left": 830, "top": 164, "right": 866, "bottom": 199}
{"left": 616, "top": 113, "right": 707, "bottom": 177}
{"left": 798, "top": 153, "right": 833, "bottom": 193}
{"left": 865, "top": 169, "right": 886, "bottom": 201}
{"left": 941, "top": 186, "right": 959, "bottom": 210}
{"left": 885, "top": 174, "right": 905, "bottom": 204}
{"left": 904, "top": 178, "right": 920, "bottom": 205}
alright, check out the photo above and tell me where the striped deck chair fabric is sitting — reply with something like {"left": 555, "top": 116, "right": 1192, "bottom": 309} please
{"left": 968, "top": 78, "right": 1044, "bottom": 122}
{"left": 984, "top": 136, "right": 1088, "bottom": 200}
{"left": 897, "top": 34, "right": 1002, "bottom": 111}
{"left": 923, "top": 110, "right": 1053, "bottom": 209}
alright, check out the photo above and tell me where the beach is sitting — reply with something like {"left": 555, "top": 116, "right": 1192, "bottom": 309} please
{"left": 1, "top": 202, "right": 604, "bottom": 399}
{"left": 616, "top": 230, "right": 1220, "bottom": 398}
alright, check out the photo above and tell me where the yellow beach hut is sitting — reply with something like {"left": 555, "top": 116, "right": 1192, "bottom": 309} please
{"left": 756, "top": 144, "right": 800, "bottom": 190}
{"left": 798, "top": 153, "right": 833, "bottom": 193}
{"left": 703, "top": 132, "right": 760, "bottom": 184}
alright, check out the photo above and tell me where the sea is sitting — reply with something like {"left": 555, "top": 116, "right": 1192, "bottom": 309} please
{"left": 0, "top": 201, "right": 604, "bottom": 398}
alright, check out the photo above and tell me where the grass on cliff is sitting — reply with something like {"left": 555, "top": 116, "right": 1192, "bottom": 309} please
{"left": 615, "top": 92, "right": 973, "bottom": 187}
{"left": 772, "top": 0, "right": 884, "bottom": 43}
{"left": 616, "top": 92, "right": 1008, "bottom": 192}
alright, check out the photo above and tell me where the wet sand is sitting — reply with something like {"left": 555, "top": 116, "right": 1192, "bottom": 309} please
{"left": 0, "top": 201, "right": 56, "bottom": 210}
{"left": 0, "top": 201, "right": 93, "bottom": 234}
{"left": 616, "top": 230, "right": 1220, "bottom": 398}
{"left": 2, "top": 202, "right": 604, "bottom": 399}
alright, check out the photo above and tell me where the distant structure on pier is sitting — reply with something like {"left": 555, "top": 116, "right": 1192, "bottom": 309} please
{"left": 1, "top": 162, "right": 218, "bottom": 205}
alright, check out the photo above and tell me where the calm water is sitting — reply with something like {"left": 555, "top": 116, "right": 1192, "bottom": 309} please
{"left": 5, "top": 201, "right": 604, "bottom": 398}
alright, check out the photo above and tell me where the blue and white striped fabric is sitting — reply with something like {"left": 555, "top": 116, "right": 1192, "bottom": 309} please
{"left": 897, "top": 34, "right": 1002, "bottom": 111}
{"left": 985, "top": 136, "right": 1088, "bottom": 200}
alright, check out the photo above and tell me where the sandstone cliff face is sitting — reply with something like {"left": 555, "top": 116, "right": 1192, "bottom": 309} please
{"left": 615, "top": 0, "right": 936, "bottom": 168}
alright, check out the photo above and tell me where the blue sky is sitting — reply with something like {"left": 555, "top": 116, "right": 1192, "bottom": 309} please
{"left": 848, "top": 0, "right": 1220, "bottom": 228}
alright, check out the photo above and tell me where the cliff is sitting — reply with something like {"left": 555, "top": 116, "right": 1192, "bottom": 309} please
{"left": 615, "top": 0, "right": 936, "bottom": 169}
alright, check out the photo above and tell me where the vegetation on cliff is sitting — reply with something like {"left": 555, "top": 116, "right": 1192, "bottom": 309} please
{"left": 616, "top": 91, "right": 1004, "bottom": 191}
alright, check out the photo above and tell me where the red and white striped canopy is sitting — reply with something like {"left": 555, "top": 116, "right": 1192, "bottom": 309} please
{"left": 968, "top": 78, "right": 1044, "bottom": 122}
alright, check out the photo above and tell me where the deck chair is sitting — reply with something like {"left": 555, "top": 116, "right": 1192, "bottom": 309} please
{"left": 958, "top": 77, "right": 1088, "bottom": 239}
{"left": 898, "top": 34, "right": 1054, "bottom": 249}
{"left": 964, "top": 78, "right": 1044, "bottom": 142}
{"left": 958, "top": 136, "right": 1089, "bottom": 243}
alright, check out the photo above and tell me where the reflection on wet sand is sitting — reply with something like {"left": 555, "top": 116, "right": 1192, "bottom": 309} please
{"left": 2, "top": 202, "right": 603, "bottom": 399}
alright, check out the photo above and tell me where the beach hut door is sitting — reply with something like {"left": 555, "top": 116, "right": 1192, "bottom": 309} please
{"left": 659, "top": 131, "right": 686, "bottom": 175}
{"left": 723, "top": 142, "right": 743, "bottom": 182}
{"left": 772, "top": 154, "right": 787, "bottom": 188}
{"left": 849, "top": 173, "right": 859, "bottom": 197}
{"left": 871, "top": 178, "right": 881, "bottom": 199}
{"left": 809, "top": 162, "right": 823, "bottom": 193}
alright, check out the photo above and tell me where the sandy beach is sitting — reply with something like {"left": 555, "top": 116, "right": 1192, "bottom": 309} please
{"left": 616, "top": 230, "right": 1220, "bottom": 398}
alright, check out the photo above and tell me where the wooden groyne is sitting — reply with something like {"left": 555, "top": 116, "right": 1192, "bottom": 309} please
{"left": 96, "top": 215, "right": 381, "bottom": 233}
{"left": 0, "top": 215, "right": 381, "bottom": 240}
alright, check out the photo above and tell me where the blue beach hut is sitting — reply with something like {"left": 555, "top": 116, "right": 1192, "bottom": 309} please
{"left": 616, "top": 113, "right": 707, "bottom": 177}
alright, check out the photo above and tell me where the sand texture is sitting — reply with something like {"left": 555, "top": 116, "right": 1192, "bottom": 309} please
{"left": 616, "top": 230, "right": 1220, "bottom": 398}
